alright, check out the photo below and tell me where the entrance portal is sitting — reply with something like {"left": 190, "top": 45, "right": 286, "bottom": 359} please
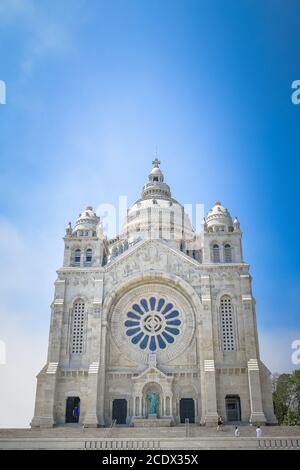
{"left": 179, "top": 398, "right": 195, "bottom": 423}
{"left": 65, "top": 396, "right": 80, "bottom": 423}
{"left": 112, "top": 399, "right": 127, "bottom": 424}
{"left": 225, "top": 395, "right": 241, "bottom": 421}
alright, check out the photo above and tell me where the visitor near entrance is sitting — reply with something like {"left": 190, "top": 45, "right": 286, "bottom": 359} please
{"left": 217, "top": 416, "right": 224, "bottom": 431}
{"left": 73, "top": 406, "right": 79, "bottom": 421}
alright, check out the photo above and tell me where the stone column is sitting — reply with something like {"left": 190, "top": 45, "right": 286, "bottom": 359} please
{"left": 31, "top": 282, "right": 65, "bottom": 428}
{"left": 203, "top": 359, "right": 219, "bottom": 425}
{"left": 200, "top": 276, "right": 219, "bottom": 426}
{"left": 31, "top": 363, "right": 59, "bottom": 428}
{"left": 83, "top": 361, "right": 100, "bottom": 427}
{"left": 248, "top": 359, "right": 266, "bottom": 424}
{"left": 133, "top": 396, "right": 137, "bottom": 416}
{"left": 84, "top": 274, "right": 103, "bottom": 428}
{"left": 98, "top": 319, "right": 107, "bottom": 426}
{"left": 137, "top": 396, "right": 141, "bottom": 416}
{"left": 84, "top": 278, "right": 104, "bottom": 427}
{"left": 242, "top": 295, "right": 266, "bottom": 424}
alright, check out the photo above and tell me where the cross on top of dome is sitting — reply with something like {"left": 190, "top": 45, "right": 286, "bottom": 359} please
{"left": 152, "top": 157, "right": 161, "bottom": 168}
{"left": 149, "top": 158, "right": 164, "bottom": 182}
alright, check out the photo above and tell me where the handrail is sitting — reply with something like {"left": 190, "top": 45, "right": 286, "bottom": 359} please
{"left": 185, "top": 418, "right": 189, "bottom": 438}
{"left": 105, "top": 419, "right": 116, "bottom": 437}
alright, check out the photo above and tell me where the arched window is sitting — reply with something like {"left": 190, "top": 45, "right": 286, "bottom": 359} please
{"left": 71, "top": 300, "right": 85, "bottom": 354}
{"left": 212, "top": 244, "right": 220, "bottom": 263}
{"left": 220, "top": 296, "right": 235, "bottom": 351}
{"left": 85, "top": 248, "right": 92, "bottom": 263}
{"left": 74, "top": 249, "right": 81, "bottom": 265}
{"left": 224, "top": 244, "right": 232, "bottom": 263}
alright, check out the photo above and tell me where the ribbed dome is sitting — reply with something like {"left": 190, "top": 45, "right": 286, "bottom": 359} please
{"left": 74, "top": 206, "right": 100, "bottom": 232}
{"left": 206, "top": 201, "right": 232, "bottom": 228}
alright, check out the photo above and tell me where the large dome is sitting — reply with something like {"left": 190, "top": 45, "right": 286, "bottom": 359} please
{"left": 120, "top": 159, "right": 194, "bottom": 244}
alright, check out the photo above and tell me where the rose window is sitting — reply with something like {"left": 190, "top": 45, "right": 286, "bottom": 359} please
{"left": 124, "top": 297, "right": 181, "bottom": 351}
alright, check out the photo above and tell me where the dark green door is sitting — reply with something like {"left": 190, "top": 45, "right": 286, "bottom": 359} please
{"left": 225, "top": 396, "right": 241, "bottom": 421}
{"left": 112, "top": 399, "right": 127, "bottom": 424}
{"left": 180, "top": 398, "right": 195, "bottom": 423}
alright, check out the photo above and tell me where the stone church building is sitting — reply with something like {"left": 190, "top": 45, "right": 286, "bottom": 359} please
{"left": 31, "top": 159, "right": 276, "bottom": 428}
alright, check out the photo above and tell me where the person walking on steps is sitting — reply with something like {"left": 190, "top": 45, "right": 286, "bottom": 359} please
{"left": 256, "top": 425, "right": 262, "bottom": 438}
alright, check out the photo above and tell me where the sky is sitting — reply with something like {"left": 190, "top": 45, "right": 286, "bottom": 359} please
{"left": 0, "top": 0, "right": 299, "bottom": 427}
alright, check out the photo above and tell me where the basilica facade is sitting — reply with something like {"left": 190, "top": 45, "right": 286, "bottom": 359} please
{"left": 31, "top": 160, "right": 277, "bottom": 428}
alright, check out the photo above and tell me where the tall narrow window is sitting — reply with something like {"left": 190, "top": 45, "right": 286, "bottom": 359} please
{"left": 71, "top": 301, "right": 85, "bottom": 354}
{"left": 212, "top": 244, "right": 220, "bottom": 263}
{"left": 85, "top": 248, "right": 92, "bottom": 263}
{"left": 224, "top": 244, "right": 232, "bottom": 263}
{"left": 74, "top": 249, "right": 81, "bottom": 265}
{"left": 220, "top": 296, "right": 235, "bottom": 351}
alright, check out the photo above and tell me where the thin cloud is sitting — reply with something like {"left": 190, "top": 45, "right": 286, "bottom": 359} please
{"left": 0, "top": 0, "right": 75, "bottom": 76}
{"left": 0, "top": 318, "right": 47, "bottom": 428}
{"left": 259, "top": 328, "right": 300, "bottom": 374}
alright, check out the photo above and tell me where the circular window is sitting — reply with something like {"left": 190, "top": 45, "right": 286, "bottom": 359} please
{"left": 110, "top": 283, "right": 195, "bottom": 365}
{"left": 124, "top": 297, "right": 181, "bottom": 351}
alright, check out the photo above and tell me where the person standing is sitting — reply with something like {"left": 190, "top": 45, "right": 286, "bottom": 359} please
{"left": 217, "top": 415, "right": 224, "bottom": 431}
{"left": 73, "top": 405, "right": 79, "bottom": 423}
{"left": 234, "top": 425, "right": 240, "bottom": 437}
{"left": 256, "top": 425, "right": 262, "bottom": 438}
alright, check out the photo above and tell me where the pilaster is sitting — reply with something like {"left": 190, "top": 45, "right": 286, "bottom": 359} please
{"left": 84, "top": 277, "right": 104, "bottom": 427}
{"left": 247, "top": 359, "right": 266, "bottom": 424}
{"left": 200, "top": 275, "right": 218, "bottom": 425}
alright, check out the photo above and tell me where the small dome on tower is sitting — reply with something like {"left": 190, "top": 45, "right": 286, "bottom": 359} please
{"left": 150, "top": 165, "right": 163, "bottom": 178}
{"left": 206, "top": 201, "right": 232, "bottom": 229}
{"left": 233, "top": 216, "right": 241, "bottom": 231}
{"left": 74, "top": 206, "right": 100, "bottom": 232}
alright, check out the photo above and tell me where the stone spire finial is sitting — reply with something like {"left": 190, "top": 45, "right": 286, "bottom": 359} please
{"left": 65, "top": 222, "right": 72, "bottom": 236}
{"left": 141, "top": 158, "right": 171, "bottom": 200}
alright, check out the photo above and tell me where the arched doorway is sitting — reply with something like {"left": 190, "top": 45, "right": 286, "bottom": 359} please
{"left": 179, "top": 398, "right": 195, "bottom": 423}
{"left": 112, "top": 399, "right": 127, "bottom": 424}
{"left": 225, "top": 395, "right": 241, "bottom": 422}
{"left": 65, "top": 397, "right": 80, "bottom": 423}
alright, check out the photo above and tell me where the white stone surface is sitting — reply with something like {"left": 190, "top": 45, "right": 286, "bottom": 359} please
{"left": 31, "top": 161, "right": 277, "bottom": 429}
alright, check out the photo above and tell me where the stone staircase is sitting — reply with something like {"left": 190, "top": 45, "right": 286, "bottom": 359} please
{"left": 1, "top": 425, "right": 300, "bottom": 450}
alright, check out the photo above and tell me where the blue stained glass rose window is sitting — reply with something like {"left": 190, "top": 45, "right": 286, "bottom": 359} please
{"left": 124, "top": 297, "right": 181, "bottom": 351}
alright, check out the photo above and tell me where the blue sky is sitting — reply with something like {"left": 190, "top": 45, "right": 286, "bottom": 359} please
{"left": 0, "top": 0, "right": 299, "bottom": 427}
